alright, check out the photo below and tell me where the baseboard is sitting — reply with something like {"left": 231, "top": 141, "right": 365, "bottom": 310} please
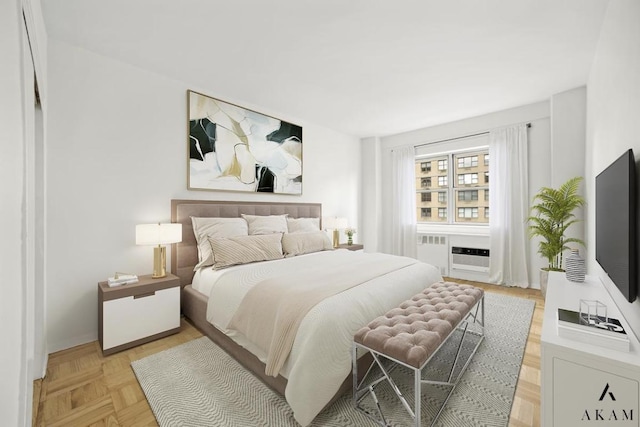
{"left": 48, "top": 332, "right": 97, "bottom": 354}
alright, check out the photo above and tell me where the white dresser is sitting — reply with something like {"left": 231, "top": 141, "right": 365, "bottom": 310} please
{"left": 541, "top": 272, "right": 640, "bottom": 426}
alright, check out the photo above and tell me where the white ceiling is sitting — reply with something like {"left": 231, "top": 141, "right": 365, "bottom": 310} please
{"left": 42, "top": 0, "right": 609, "bottom": 137}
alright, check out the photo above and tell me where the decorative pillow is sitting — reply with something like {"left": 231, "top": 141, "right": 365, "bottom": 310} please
{"left": 286, "top": 217, "right": 321, "bottom": 233}
{"left": 241, "top": 214, "right": 288, "bottom": 235}
{"left": 282, "top": 231, "right": 333, "bottom": 257}
{"left": 191, "top": 217, "right": 249, "bottom": 270}
{"left": 208, "top": 233, "right": 284, "bottom": 269}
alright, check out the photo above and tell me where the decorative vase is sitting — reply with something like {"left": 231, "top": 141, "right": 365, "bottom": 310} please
{"left": 540, "top": 269, "right": 549, "bottom": 298}
{"left": 347, "top": 235, "right": 353, "bottom": 245}
{"left": 565, "top": 249, "right": 586, "bottom": 283}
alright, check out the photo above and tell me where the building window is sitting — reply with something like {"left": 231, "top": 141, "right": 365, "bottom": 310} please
{"left": 458, "top": 173, "right": 478, "bottom": 185}
{"left": 484, "top": 207, "right": 490, "bottom": 218}
{"left": 457, "top": 155, "right": 478, "bottom": 169}
{"left": 458, "top": 190, "right": 478, "bottom": 201}
{"left": 458, "top": 207, "right": 479, "bottom": 219}
{"left": 416, "top": 149, "right": 488, "bottom": 224}
{"left": 421, "top": 208, "right": 432, "bottom": 218}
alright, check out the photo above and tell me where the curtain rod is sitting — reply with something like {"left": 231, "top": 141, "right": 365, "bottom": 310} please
{"left": 413, "top": 122, "right": 531, "bottom": 149}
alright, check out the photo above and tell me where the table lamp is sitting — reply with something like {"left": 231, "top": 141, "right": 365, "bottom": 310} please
{"left": 322, "top": 216, "right": 348, "bottom": 248}
{"left": 136, "top": 223, "right": 182, "bottom": 278}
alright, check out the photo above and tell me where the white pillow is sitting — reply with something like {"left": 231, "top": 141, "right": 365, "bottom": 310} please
{"left": 191, "top": 217, "right": 248, "bottom": 270}
{"left": 208, "top": 233, "right": 284, "bottom": 269}
{"left": 286, "top": 217, "right": 321, "bottom": 233}
{"left": 241, "top": 214, "right": 288, "bottom": 235}
{"left": 281, "top": 231, "right": 333, "bottom": 257}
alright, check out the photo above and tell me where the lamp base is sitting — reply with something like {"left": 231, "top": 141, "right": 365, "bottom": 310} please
{"left": 152, "top": 245, "right": 167, "bottom": 278}
{"left": 332, "top": 229, "right": 339, "bottom": 248}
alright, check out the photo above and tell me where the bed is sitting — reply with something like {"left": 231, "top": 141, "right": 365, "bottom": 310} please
{"left": 170, "top": 199, "right": 442, "bottom": 426}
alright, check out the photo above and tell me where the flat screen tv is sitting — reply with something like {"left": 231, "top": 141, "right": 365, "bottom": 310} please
{"left": 595, "top": 149, "right": 638, "bottom": 303}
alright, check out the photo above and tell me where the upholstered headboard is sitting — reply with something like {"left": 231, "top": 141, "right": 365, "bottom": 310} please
{"left": 170, "top": 200, "right": 322, "bottom": 286}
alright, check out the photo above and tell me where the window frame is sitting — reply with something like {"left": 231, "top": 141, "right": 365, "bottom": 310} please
{"left": 416, "top": 147, "right": 489, "bottom": 226}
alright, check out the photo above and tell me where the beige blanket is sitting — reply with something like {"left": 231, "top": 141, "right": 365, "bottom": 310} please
{"left": 228, "top": 255, "right": 415, "bottom": 376}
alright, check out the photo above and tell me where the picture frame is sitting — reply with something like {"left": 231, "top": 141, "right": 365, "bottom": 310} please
{"left": 187, "top": 90, "right": 303, "bottom": 195}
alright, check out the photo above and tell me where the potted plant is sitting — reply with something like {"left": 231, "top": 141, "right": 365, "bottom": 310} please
{"left": 527, "top": 176, "right": 586, "bottom": 296}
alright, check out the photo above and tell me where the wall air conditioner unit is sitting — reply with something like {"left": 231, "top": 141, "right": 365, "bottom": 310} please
{"left": 450, "top": 246, "right": 490, "bottom": 273}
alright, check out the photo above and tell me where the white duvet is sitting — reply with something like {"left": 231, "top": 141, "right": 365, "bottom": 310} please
{"left": 202, "top": 250, "right": 442, "bottom": 426}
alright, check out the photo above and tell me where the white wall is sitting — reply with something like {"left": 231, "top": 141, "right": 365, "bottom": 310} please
{"left": 0, "top": 0, "right": 27, "bottom": 424}
{"left": 551, "top": 86, "right": 587, "bottom": 251}
{"left": 586, "top": 0, "right": 640, "bottom": 336}
{"left": 46, "top": 39, "right": 361, "bottom": 352}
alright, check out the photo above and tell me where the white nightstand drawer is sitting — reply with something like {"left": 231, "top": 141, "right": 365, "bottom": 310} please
{"left": 102, "top": 286, "right": 180, "bottom": 350}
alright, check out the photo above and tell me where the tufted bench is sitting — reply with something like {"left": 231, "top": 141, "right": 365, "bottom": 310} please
{"left": 352, "top": 281, "right": 485, "bottom": 427}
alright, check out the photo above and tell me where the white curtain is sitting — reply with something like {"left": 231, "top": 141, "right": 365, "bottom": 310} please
{"left": 489, "top": 124, "right": 529, "bottom": 287}
{"left": 390, "top": 145, "right": 417, "bottom": 258}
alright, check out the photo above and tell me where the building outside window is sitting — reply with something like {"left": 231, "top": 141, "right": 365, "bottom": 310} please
{"left": 416, "top": 149, "right": 488, "bottom": 224}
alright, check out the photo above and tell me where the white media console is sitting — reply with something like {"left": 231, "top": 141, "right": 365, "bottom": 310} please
{"left": 541, "top": 271, "right": 640, "bottom": 426}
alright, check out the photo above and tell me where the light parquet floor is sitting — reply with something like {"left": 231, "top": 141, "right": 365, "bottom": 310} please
{"left": 33, "top": 282, "right": 544, "bottom": 427}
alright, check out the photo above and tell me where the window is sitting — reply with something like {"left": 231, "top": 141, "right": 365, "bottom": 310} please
{"left": 458, "top": 190, "right": 478, "bottom": 201}
{"left": 457, "top": 155, "right": 478, "bottom": 168}
{"left": 458, "top": 173, "right": 478, "bottom": 185}
{"left": 458, "top": 207, "right": 478, "bottom": 219}
{"left": 416, "top": 148, "right": 489, "bottom": 224}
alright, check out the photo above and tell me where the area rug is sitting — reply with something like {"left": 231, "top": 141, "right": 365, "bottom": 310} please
{"left": 132, "top": 292, "right": 535, "bottom": 426}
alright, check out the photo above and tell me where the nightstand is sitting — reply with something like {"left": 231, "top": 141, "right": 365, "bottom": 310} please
{"left": 98, "top": 273, "right": 181, "bottom": 356}
{"left": 336, "top": 243, "right": 364, "bottom": 251}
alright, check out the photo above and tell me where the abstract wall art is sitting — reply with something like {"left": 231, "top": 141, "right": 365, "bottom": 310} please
{"left": 187, "top": 90, "right": 303, "bottom": 195}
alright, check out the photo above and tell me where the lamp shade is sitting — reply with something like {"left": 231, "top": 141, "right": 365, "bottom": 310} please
{"left": 136, "top": 223, "right": 182, "bottom": 245}
{"left": 322, "top": 216, "right": 348, "bottom": 230}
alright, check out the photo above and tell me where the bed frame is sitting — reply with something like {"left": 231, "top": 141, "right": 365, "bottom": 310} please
{"left": 170, "top": 200, "right": 326, "bottom": 396}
